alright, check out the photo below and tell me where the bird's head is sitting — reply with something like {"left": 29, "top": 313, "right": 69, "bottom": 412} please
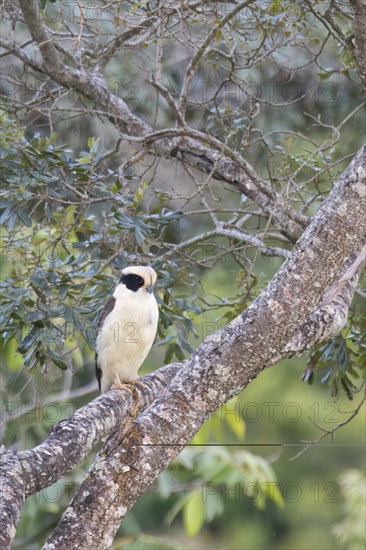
{"left": 118, "top": 265, "right": 157, "bottom": 294}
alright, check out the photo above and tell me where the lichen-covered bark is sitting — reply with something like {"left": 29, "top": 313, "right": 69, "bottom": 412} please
{"left": 41, "top": 146, "right": 366, "bottom": 550}
{"left": 0, "top": 364, "right": 179, "bottom": 550}
{"left": 0, "top": 148, "right": 365, "bottom": 549}
{"left": 0, "top": 447, "right": 25, "bottom": 550}
{"left": 351, "top": 0, "right": 366, "bottom": 89}
{"left": 283, "top": 249, "right": 364, "bottom": 357}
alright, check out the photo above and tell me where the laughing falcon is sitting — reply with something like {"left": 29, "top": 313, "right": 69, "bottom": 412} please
{"left": 95, "top": 266, "right": 159, "bottom": 393}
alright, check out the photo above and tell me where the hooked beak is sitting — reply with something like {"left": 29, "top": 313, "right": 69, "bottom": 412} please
{"left": 144, "top": 285, "right": 154, "bottom": 294}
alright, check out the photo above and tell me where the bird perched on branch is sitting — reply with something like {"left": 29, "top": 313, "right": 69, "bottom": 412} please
{"left": 95, "top": 265, "right": 159, "bottom": 394}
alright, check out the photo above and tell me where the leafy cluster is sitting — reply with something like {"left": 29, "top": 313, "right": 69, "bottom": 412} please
{"left": 164, "top": 446, "right": 283, "bottom": 537}
{"left": 145, "top": 396, "right": 283, "bottom": 538}
{"left": 332, "top": 469, "right": 366, "bottom": 549}
{"left": 0, "top": 116, "right": 200, "bottom": 386}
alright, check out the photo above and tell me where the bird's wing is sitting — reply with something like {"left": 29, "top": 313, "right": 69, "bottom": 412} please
{"left": 95, "top": 296, "right": 116, "bottom": 391}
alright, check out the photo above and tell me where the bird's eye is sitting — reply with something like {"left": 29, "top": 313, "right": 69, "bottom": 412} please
{"left": 134, "top": 275, "right": 143, "bottom": 282}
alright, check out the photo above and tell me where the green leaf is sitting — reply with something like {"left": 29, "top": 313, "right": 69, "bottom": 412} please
{"left": 17, "top": 208, "right": 33, "bottom": 227}
{"left": 267, "top": 483, "right": 285, "bottom": 508}
{"left": 174, "top": 343, "right": 185, "bottom": 361}
{"left": 156, "top": 471, "right": 174, "bottom": 499}
{"left": 0, "top": 208, "right": 13, "bottom": 225}
{"left": 48, "top": 349, "right": 68, "bottom": 370}
{"left": 87, "top": 136, "right": 100, "bottom": 153}
{"left": 205, "top": 493, "right": 224, "bottom": 521}
{"left": 134, "top": 226, "right": 145, "bottom": 244}
{"left": 224, "top": 399, "right": 246, "bottom": 439}
{"left": 183, "top": 491, "right": 205, "bottom": 537}
{"left": 215, "top": 29, "right": 222, "bottom": 43}
{"left": 164, "top": 343, "right": 176, "bottom": 364}
{"left": 154, "top": 335, "right": 175, "bottom": 346}
{"left": 23, "top": 311, "right": 45, "bottom": 323}
{"left": 318, "top": 69, "right": 336, "bottom": 80}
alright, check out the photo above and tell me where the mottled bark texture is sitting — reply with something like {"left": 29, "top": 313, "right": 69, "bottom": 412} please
{"left": 283, "top": 246, "right": 365, "bottom": 358}
{"left": 0, "top": 447, "right": 25, "bottom": 549}
{"left": 42, "top": 148, "right": 366, "bottom": 549}
{"left": 0, "top": 365, "right": 180, "bottom": 550}
{"left": 1, "top": 150, "right": 365, "bottom": 550}
{"left": 0, "top": 170, "right": 364, "bottom": 550}
{"left": 351, "top": 0, "right": 366, "bottom": 89}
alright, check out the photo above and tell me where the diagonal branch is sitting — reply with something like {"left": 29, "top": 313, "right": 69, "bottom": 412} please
{"left": 283, "top": 246, "right": 366, "bottom": 357}
{"left": 0, "top": 364, "right": 179, "bottom": 550}
{"left": 1, "top": 146, "right": 365, "bottom": 550}
{"left": 144, "top": 127, "right": 308, "bottom": 240}
{"left": 350, "top": 0, "right": 366, "bottom": 89}
{"left": 42, "top": 145, "right": 366, "bottom": 549}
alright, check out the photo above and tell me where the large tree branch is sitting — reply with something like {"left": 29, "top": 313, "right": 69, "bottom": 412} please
{"left": 350, "top": 0, "right": 366, "bottom": 89}
{"left": 0, "top": 364, "right": 179, "bottom": 550}
{"left": 0, "top": 447, "right": 25, "bottom": 550}
{"left": 1, "top": 147, "right": 365, "bottom": 550}
{"left": 38, "top": 145, "right": 365, "bottom": 549}
{"left": 283, "top": 245, "right": 365, "bottom": 357}
{"left": 1, "top": 252, "right": 361, "bottom": 549}
{"left": 0, "top": 140, "right": 366, "bottom": 548}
